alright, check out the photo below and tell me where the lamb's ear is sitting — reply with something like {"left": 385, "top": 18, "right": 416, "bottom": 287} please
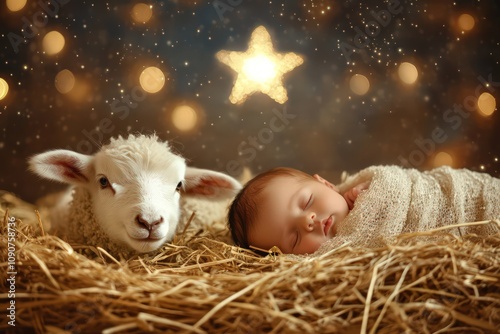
{"left": 183, "top": 167, "right": 242, "bottom": 199}
{"left": 29, "top": 149, "right": 93, "bottom": 186}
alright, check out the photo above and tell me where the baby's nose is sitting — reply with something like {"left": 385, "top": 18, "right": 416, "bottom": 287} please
{"left": 302, "top": 213, "right": 316, "bottom": 231}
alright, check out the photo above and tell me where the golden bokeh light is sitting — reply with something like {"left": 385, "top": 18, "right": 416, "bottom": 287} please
{"left": 349, "top": 74, "right": 370, "bottom": 96}
{"left": 131, "top": 3, "right": 153, "bottom": 23}
{"left": 458, "top": 14, "right": 475, "bottom": 31}
{"left": 398, "top": 62, "right": 418, "bottom": 85}
{"left": 477, "top": 92, "right": 496, "bottom": 117}
{"left": 67, "top": 79, "right": 90, "bottom": 102}
{"left": 0, "top": 78, "right": 9, "bottom": 100}
{"left": 6, "top": 0, "right": 27, "bottom": 12}
{"left": 171, "top": 104, "right": 199, "bottom": 132}
{"left": 216, "top": 25, "right": 304, "bottom": 104}
{"left": 55, "top": 69, "right": 75, "bottom": 94}
{"left": 139, "top": 66, "right": 165, "bottom": 93}
{"left": 433, "top": 152, "right": 454, "bottom": 168}
{"left": 43, "top": 31, "right": 65, "bottom": 55}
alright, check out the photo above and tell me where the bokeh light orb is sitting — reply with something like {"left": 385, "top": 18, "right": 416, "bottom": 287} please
{"left": 43, "top": 31, "right": 65, "bottom": 55}
{"left": 171, "top": 104, "right": 199, "bottom": 131}
{"left": 349, "top": 74, "right": 370, "bottom": 96}
{"left": 131, "top": 3, "right": 153, "bottom": 23}
{"left": 433, "top": 152, "right": 453, "bottom": 167}
{"left": 6, "top": 0, "right": 27, "bottom": 12}
{"left": 55, "top": 69, "right": 75, "bottom": 94}
{"left": 0, "top": 78, "right": 9, "bottom": 100}
{"left": 398, "top": 62, "right": 418, "bottom": 85}
{"left": 139, "top": 66, "right": 165, "bottom": 93}
{"left": 477, "top": 92, "right": 496, "bottom": 117}
{"left": 458, "top": 14, "right": 475, "bottom": 31}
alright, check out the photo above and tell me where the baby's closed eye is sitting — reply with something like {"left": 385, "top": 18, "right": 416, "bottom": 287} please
{"left": 303, "top": 194, "right": 313, "bottom": 210}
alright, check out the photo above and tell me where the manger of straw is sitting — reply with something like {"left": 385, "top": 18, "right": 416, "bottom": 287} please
{"left": 1, "top": 190, "right": 499, "bottom": 333}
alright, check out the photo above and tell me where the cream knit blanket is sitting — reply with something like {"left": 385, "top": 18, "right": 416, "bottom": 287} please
{"left": 316, "top": 166, "right": 500, "bottom": 253}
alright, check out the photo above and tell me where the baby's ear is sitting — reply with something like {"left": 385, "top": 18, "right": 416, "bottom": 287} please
{"left": 313, "top": 174, "right": 339, "bottom": 192}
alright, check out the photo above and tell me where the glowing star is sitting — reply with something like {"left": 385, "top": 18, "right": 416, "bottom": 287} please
{"left": 216, "top": 26, "right": 304, "bottom": 104}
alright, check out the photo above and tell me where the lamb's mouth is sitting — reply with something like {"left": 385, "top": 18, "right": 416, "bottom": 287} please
{"left": 136, "top": 237, "right": 163, "bottom": 242}
{"left": 128, "top": 235, "right": 167, "bottom": 253}
{"left": 127, "top": 232, "right": 166, "bottom": 242}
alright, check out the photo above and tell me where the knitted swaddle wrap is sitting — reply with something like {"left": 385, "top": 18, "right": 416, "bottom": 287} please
{"left": 316, "top": 166, "right": 500, "bottom": 253}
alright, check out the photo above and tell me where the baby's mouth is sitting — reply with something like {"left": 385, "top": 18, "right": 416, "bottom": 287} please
{"left": 323, "top": 216, "right": 333, "bottom": 236}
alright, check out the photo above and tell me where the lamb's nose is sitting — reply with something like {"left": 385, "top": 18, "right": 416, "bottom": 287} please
{"left": 135, "top": 215, "right": 164, "bottom": 231}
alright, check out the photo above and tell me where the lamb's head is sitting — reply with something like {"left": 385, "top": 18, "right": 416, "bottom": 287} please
{"left": 29, "top": 134, "right": 241, "bottom": 253}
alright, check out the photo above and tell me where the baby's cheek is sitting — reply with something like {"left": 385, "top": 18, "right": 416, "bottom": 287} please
{"left": 300, "top": 237, "right": 324, "bottom": 254}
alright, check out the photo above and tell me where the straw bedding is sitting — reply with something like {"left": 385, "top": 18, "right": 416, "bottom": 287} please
{"left": 1, "top": 190, "right": 499, "bottom": 333}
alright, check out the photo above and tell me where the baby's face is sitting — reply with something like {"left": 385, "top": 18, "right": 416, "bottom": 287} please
{"left": 248, "top": 175, "right": 349, "bottom": 255}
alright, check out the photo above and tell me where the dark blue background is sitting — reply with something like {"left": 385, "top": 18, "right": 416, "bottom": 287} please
{"left": 1, "top": 0, "right": 499, "bottom": 202}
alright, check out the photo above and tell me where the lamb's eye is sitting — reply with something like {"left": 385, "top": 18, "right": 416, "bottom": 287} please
{"left": 99, "top": 176, "right": 109, "bottom": 189}
{"left": 176, "top": 181, "right": 183, "bottom": 192}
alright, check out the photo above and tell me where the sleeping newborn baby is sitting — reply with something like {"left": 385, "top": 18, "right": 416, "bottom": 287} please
{"left": 227, "top": 167, "right": 369, "bottom": 254}
{"left": 228, "top": 166, "right": 500, "bottom": 255}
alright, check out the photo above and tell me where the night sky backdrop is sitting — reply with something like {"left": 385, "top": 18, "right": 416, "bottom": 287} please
{"left": 1, "top": 0, "right": 499, "bottom": 203}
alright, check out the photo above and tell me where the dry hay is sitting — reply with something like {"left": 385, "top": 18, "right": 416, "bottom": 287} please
{"left": 1, "top": 191, "right": 499, "bottom": 334}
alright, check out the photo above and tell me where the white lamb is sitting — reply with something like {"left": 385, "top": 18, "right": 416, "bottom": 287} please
{"left": 29, "top": 134, "right": 241, "bottom": 255}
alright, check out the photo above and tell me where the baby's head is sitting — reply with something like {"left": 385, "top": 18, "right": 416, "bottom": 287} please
{"left": 228, "top": 167, "right": 349, "bottom": 255}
